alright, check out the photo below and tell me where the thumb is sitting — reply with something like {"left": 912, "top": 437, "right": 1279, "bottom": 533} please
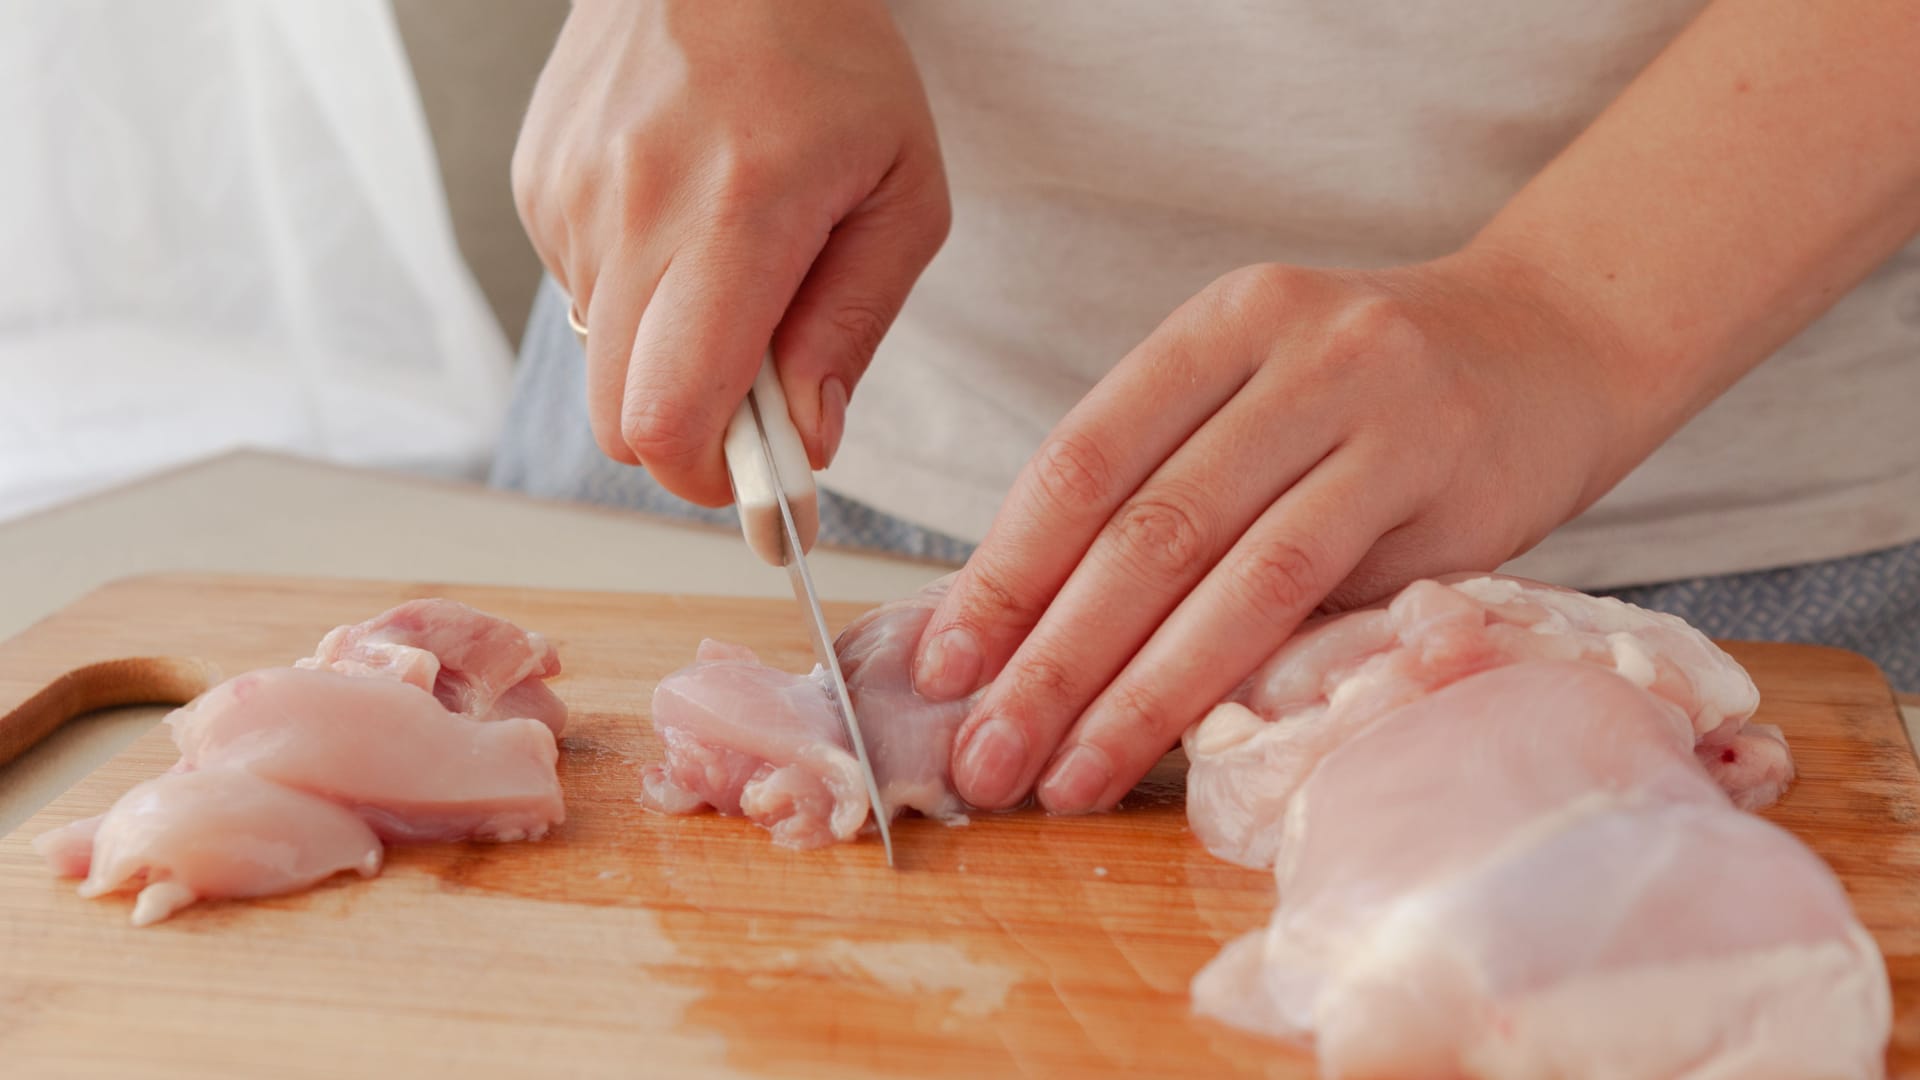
{"left": 771, "top": 174, "right": 950, "bottom": 469}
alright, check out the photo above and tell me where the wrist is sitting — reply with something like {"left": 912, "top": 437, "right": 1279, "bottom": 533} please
{"left": 1432, "top": 237, "right": 1676, "bottom": 505}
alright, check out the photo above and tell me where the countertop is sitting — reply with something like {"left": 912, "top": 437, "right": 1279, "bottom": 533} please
{"left": 2, "top": 450, "right": 1914, "bottom": 839}
{"left": 0, "top": 450, "right": 946, "bottom": 834}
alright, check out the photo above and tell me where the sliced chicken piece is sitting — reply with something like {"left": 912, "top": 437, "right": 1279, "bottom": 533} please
{"left": 298, "top": 598, "right": 568, "bottom": 735}
{"left": 642, "top": 640, "right": 868, "bottom": 849}
{"left": 1184, "top": 574, "right": 1769, "bottom": 867}
{"left": 34, "top": 769, "right": 382, "bottom": 927}
{"left": 835, "top": 578, "right": 975, "bottom": 824}
{"left": 169, "top": 666, "right": 564, "bottom": 843}
{"left": 1192, "top": 662, "right": 1889, "bottom": 1078}
{"left": 643, "top": 578, "right": 976, "bottom": 847}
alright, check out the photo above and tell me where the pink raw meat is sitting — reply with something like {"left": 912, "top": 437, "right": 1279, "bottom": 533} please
{"left": 34, "top": 769, "right": 383, "bottom": 927}
{"left": 1191, "top": 662, "right": 1889, "bottom": 1077}
{"left": 642, "top": 639, "right": 869, "bottom": 848}
{"left": 1701, "top": 721, "right": 1796, "bottom": 811}
{"left": 1183, "top": 574, "right": 1772, "bottom": 867}
{"left": 38, "top": 599, "right": 569, "bottom": 927}
{"left": 643, "top": 578, "right": 975, "bottom": 848}
{"left": 299, "top": 598, "right": 567, "bottom": 735}
{"left": 34, "top": 815, "right": 100, "bottom": 879}
{"left": 834, "top": 578, "right": 975, "bottom": 824}
{"left": 170, "top": 666, "right": 565, "bottom": 843}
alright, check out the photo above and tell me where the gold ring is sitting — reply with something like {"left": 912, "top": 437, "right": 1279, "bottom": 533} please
{"left": 566, "top": 300, "right": 588, "bottom": 345}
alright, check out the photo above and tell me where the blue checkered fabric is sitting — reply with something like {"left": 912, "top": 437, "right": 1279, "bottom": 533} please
{"left": 1602, "top": 541, "right": 1920, "bottom": 692}
{"left": 488, "top": 276, "right": 977, "bottom": 565}
{"left": 492, "top": 274, "right": 1919, "bottom": 691}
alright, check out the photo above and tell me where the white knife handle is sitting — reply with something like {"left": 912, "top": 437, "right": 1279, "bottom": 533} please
{"left": 723, "top": 352, "right": 820, "bottom": 566}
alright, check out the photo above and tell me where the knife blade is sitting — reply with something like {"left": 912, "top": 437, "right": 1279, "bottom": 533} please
{"left": 725, "top": 354, "right": 895, "bottom": 867}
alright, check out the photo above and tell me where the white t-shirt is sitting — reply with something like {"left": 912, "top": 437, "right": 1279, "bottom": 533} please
{"left": 826, "top": 0, "right": 1920, "bottom": 590}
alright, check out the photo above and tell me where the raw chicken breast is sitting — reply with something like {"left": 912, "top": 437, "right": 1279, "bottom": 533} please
{"left": 34, "top": 769, "right": 382, "bottom": 927}
{"left": 299, "top": 598, "right": 567, "bottom": 735}
{"left": 1192, "top": 662, "right": 1890, "bottom": 1078}
{"left": 170, "top": 666, "right": 565, "bottom": 842}
{"left": 642, "top": 640, "right": 869, "bottom": 849}
{"left": 1184, "top": 574, "right": 1771, "bottom": 866}
{"left": 835, "top": 579, "right": 975, "bottom": 824}
{"left": 37, "top": 599, "right": 568, "bottom": 927}
{"left": 643, "top": 578, "right": 975, "bottom": 848}
{"left": 33, "top": 815, "right": 101, "bottom": 879}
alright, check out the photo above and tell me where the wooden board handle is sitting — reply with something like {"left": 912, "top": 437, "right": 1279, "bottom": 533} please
{"left": 0, "top": 656, "right": 219, "bottom": 769}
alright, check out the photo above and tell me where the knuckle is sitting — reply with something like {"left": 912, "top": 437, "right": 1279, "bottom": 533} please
{"left": 956, "top": 562, "right": 1037, "bottom": 634}
{"left": 1100, "top": 681, "right": 1172, "bottom": 745}
{"left": 607, "top": 130, "right": 655, "bottom": 186}
{"left": 907, "top": 175, "right": 955, "bottom": 254}
{"left": 707, "top": 142, "right": 779, "bottom": 214}
{"left": 1321, "top": 293, "right": 1424, "bottom": 369}
{"left": 826, "top": 297, "right": 895, "bottom": 366}
{"left": 511, "top": 166, "right": 569, "bottom": 245}
{"left": 1216, "top": 262, "right": 1304, "bottom": 319}
{"left": 1030, "top": 432, "right": 1115, "bottom": 511}
{"left": 509, "top": 146, "right": 539, "bottom": 214}
{"left": 575, "top": 134, "right": 655, "bottom": 232}
{"left": 1106, "top": 488, "right": 1217, "bottom": 585}
{"left": 620, "top": 393, "right": 707, "bottom": 469}
{"left": 1229, "top": 539, "right": 1327, "bottom": 620}
{"left": 1014, "top": 650, "right": 1081, "bottom": 708}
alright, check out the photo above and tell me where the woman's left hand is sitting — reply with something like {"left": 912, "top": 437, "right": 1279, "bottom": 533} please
{"left": 914, "top": 0, "right": 1920, "bottom": 815}
{"left": 911, "top": 249, "right": 1654, "bottom": 813}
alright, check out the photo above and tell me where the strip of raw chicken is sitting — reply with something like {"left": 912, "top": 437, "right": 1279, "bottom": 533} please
{"left": 170, "top": 666, "right": 565, "bottom": 843}
{"left": 643, "top": 580, "right": 975, "bottom": 848}
{"left": 299, "top": 598, "right": 568, "bottom": 735}
{"left": 1191, "top": 662, "right": 1890, "bottom": 1078}
{"left": 1183, "top": 574, "right": 1778, "bottom": 867}
{"left": 642, "top": 639, "right": 869, "bottom": 848}
{"left": 33, "top": 769, "right": 383, "bottom": 927}
{"left": 37, "top": 599, "right": 568, "bottom": 926}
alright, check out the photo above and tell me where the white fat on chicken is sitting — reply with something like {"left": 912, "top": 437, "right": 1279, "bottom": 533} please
{"left": 1183, "top": 574, "right": 1773, "bottom": 867}
{"left": 1191, "top": 662, "right": 1890, "bottom": 1078}
{"left": 33, "top": 769, "right": 383, "bottom": 927}
{"left": 643, "top": 579, "right": 975, "bottom": 848}
{"left": 170, "top": 666, "right": 565, "bottom": 843}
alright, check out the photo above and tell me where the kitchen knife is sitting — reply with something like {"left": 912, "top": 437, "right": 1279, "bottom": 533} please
{"left": 723, "top": 355, "right": 895, "bottom": 868}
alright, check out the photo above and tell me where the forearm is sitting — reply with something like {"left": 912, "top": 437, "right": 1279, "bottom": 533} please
{"left": 1467, "top": 0, "right": 1920, "bottom": 469}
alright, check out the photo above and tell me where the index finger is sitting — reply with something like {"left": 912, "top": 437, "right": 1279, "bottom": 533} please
{"left": 618, "top": 231, "right": 821, "bottom": 507}
{"left": 1036, "top": 448, "right": 1409, "bottom": 813}
{"left": 910, "top": 290, "right": 1265, "bottom": 701}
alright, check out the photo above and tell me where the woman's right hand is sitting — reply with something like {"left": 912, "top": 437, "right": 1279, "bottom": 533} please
{"left": 512, "top": 0, "right": 950, "bottom": 505}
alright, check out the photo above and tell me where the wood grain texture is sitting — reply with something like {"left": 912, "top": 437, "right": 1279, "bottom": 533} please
{"left": 0, "top": 573, "right": 1915, "bottom": 1079}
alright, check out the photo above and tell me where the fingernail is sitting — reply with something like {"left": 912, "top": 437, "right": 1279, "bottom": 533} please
{"left": 915, "top": 626, "right": 982, "bottom": 702}
{"left": 955, "top": 716, "right": 1028, "bottom": 809}
{"left": 819, "top": 376, "right": 849, "bottom": 468}
{"left": 1038, "top": 744, "right": 1114, "bottom": 815}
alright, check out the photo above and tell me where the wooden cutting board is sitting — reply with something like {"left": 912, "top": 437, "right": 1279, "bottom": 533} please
{"left": 1, "top": 573, "right": 1916, "bottom": 1079}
